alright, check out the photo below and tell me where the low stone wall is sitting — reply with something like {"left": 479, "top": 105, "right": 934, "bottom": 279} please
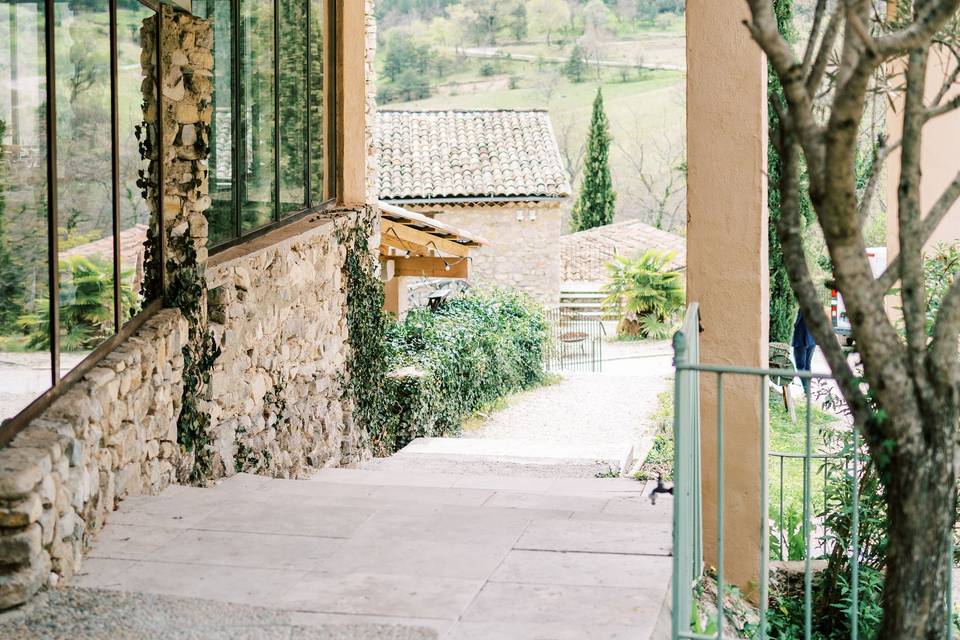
{"left": 204, "top": 213, "right": 362, "bottom": 479}
{"left": 431, "top": 204, "right": 563, "bottom": 304}
{"left": 0, "top": 310, "right": 187, "bottom": 608}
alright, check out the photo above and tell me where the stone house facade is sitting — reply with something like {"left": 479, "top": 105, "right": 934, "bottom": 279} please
{"left": 377, "top": 109, "right": 571, "bottom": 305}
{"left": 0, "top": 0, "right": 378, "bottom": 609}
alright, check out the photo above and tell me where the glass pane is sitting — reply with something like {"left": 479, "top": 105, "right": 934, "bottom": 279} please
{"left": 239, "top": 0, "right": 275, "bottom": 233}
{"left": 195, "top": 0, "right": 235, "bottom": 246}
{"left": 55, "top": 0, "right": 114, "bottom": 376}
{"left": 309, "top": 0, "right": 324, "bottom": 204}
{"left": 118, "top": 2, "right": 154, "bottom": 321}
{"left": 0, "top": 0, "right": 53, "bottom": 421}
{"left": 278, "top": 0, "right": 307, "bottom": 216}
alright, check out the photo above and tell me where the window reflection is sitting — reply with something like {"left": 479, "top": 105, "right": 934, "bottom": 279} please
{"left": 309, "top": 0, "right": 325, "bottom": 204}
{"left": 0, "top": 0, "right": 52, "bottom": 422}
{"left": 198, "top": 0, "right": 327, "bottom": 246}
{"left": 239, "top": 0, "right": 276, "bottom": 233}
{"left": 279, "top": 0, "right": 307, "bottom": 216}
{"left": 55, "top": 0, "right": 114, "bottom": 372}
{"left": 120, "top": 2, "right": 155, "bottom": 320}
{"left": 196, "top": 0, "right": 235, "bottom": 245}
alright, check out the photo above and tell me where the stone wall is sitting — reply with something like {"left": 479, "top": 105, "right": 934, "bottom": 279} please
{"left": 430, "top": 204, "right": 563, "bottom": 304}
{"left": 0, "top": 310, "right": 187, "bottom": 608}
{"left": 203, "top": 214, "right": 361, "bottom": 478}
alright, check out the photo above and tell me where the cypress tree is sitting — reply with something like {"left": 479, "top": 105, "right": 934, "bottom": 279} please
{"left": 768, "top": 0, "right": 813, "bottom": 343}
{"left": 571, "top": 87, "right": 616, "bottom": 232}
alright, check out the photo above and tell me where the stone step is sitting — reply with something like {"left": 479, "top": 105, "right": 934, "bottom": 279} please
{"left": 396, "top": 437, "right": 634, "bottom": 470}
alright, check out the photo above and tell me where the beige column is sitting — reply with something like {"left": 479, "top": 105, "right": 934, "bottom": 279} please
{"left": 336, "top": 0, "right": 368, "bottom": 205}
{"left": 885, "top": 50, "right": 960, "bottom": 253}
{"left": 686, "top": 0, "right": 769, "bottom": 593}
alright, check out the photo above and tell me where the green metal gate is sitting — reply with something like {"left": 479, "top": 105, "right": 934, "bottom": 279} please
{"left": 671, "top": 303, "right": 954, "bottom": 639}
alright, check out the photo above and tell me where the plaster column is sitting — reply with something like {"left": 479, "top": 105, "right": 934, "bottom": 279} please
{"left": 885, "top": 50, "right": 960, "bottom": 254}
{"left": 337, "top": 0, "right": 368, "bottom": 206}
{"left": 686, "top": 0, "right": 769, "bottom": 593}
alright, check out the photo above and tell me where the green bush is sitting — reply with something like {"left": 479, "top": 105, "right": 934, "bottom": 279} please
{"left": 373, "top": 289, "right": 548, "bottom": 454}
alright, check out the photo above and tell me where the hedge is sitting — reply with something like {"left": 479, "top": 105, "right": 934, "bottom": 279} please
{"left": 373, "top": 289, "right": 549, "bottom": 454}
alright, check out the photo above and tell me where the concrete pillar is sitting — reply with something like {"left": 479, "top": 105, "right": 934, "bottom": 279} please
{"left": 686, "top": 0, "right": 769, "bottom": 593}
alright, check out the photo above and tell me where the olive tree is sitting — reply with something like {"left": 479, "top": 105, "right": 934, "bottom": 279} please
{"left": 744, "top": 1, "right": 960, "bottom": 637}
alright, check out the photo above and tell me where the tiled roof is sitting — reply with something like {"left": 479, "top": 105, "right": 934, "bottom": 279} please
{"left": 561, "top": 219, "right": 686, "bottom": 283}
{"left": 377, "top": 109, "right": 572, "bottom": 203}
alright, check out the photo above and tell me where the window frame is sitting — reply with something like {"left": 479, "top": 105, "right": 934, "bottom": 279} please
{"left": 0, "top": 0, "right": 165, "bottom": 444}
{"left": 207, "top": 0, "right": 337, "bottom": 256}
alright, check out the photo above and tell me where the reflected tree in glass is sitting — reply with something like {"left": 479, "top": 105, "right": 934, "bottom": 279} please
{"left": 239, "top": 0, "right": 275, "bottom": 233}
{"left": 0, "top": 0, "right": 53, "bottom": 421}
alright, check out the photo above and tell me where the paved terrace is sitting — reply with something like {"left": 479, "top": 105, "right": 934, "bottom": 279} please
{"left": 4, "top": 468, "right": 673, "bottom": 639}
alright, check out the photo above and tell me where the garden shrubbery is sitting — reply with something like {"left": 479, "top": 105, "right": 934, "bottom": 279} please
{"left": 371, "top": 289, "right": 549, "bottom": 454}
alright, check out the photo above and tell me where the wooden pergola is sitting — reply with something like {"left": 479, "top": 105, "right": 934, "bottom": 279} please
{"left": 378, "top": 202, "right": 488, "bottom": 315}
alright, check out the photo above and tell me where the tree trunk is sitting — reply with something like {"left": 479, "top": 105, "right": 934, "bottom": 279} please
{"left": 881, "top": 411, "right": 957, "bottom": 639}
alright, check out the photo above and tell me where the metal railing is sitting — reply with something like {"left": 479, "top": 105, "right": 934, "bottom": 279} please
{"left": 671, "top": 303, "right": 954, "bottom": 639}
{"left": 542, "top": 307, "right": 604, "bottom": 373}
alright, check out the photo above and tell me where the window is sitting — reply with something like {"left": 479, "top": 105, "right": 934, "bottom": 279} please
{"left": 0, "top": 0, "right": 158, "bottom": 428}
{"left": 194, "top": 0, "right": 330, "bottom": 249}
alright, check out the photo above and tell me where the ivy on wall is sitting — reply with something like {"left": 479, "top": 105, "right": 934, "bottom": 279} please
{"left": 335, "top": 207, "right": 390, "bottom": 453}
{"left": 167, "top": 231, "right": 220, "bottom": 483}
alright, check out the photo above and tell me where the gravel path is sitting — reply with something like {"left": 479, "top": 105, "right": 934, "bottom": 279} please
{"left": 0, "top": 588, "right": 437, "bottom": 640}
{"left": 462, "top": 339, "right": 674, "bottom": 469}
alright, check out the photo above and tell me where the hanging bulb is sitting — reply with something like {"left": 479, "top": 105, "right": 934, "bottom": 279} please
{"left": 444, "top": 263, "right": 451, "bottom": 271}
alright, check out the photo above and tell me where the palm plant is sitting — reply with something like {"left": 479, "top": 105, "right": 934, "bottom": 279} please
{"left": 18, "top": 254, "right": 138, "bottom": 351}
{"left": 602, "top": 249, "right": 684, "bottom": 339}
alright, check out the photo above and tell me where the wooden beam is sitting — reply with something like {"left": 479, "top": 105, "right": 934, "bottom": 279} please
{"left": 393, "top": 257, "right": 469, "bottom": 279}
{"left": 381, "top": 219, "right": 470, "bottom": 258}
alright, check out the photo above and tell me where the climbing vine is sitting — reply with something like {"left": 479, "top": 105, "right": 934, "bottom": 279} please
{"left": 138, "top": 95, "right": 219, "bottom": 482}
{"left": 166, "top": 231, "right": 220, "bottom": 483}
{"left": 335, "top": 206, "right": 390, "bottom": 454}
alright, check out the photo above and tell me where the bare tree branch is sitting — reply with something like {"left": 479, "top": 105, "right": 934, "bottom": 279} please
{"left": 877, "top": 167, "right": 960, "bottom": 293}
{"left": 876, "top": 0, "right": 960, "bottom": 56}
{"left": 897, "top": 48, "right": 932, "bottom": 380}
{"left": 802, "top": 0, "right": 830, "bottom": 75}
{"left": 858, "top": 134, "right": 900, "bottom": 220}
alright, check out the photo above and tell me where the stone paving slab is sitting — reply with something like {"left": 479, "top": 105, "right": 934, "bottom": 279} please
{"left": 489, "top": 549, "right": 672, "bottom": 588}
{"left": 279, "top": 572, "right": 485, "bottom": 619}
{"left": 460, "top": 581, "right": 663, "bottom": 628}
{"left": 441, "top": 621, "right": 643, "bottom": 640}
{"left": 515, "top": 518, "right": 673, "bottom": 556}
{"left": 68, "top": 468, "right": 672, "bottom": 639}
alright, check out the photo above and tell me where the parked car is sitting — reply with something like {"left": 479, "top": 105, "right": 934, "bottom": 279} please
{"left": 831, "top": 247, "right": 887, "bottom": 344}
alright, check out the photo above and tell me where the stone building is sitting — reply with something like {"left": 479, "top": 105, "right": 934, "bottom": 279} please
{"left": 377, "top": 109, "right": 572, "bottom": 306}
{"left": 0, "top": 0, "right": 385, "bottom": 608}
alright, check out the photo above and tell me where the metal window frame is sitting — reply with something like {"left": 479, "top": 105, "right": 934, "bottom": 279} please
{"left": 0, "top": 0, "right": 166, "bottom": 445}
{"left": 208, "top": 0, "right": 335, "bottom": 255}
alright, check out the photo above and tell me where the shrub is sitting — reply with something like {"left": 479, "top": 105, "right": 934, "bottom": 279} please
{"left": 602, "top": 249, "right": 684, "bottom": 339}
{"left": 479, "top": 62, "right": 497, "bottom": 77}
{"left": 373, "top": 289, "right": 548, "bottom": 454}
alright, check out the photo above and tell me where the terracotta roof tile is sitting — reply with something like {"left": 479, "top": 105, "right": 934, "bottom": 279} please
{"left": 377, "top": 109, "right": 571, "bottom": 202}
{"left": 561, "top": 219, "right": 686, "bottom": 282}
